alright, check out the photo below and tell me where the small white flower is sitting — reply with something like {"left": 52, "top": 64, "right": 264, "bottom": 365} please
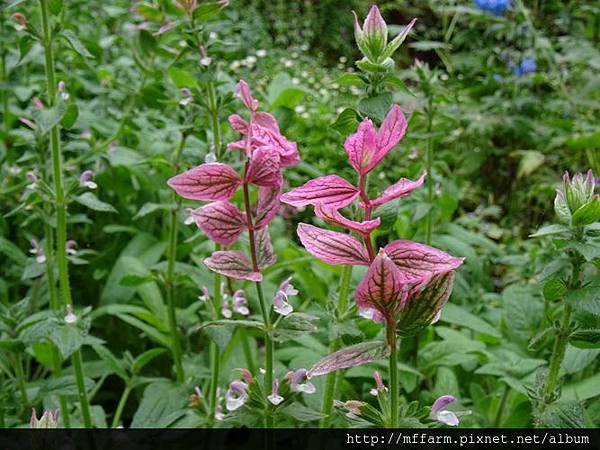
{"left": 430, "top": 395, "right": 470, "bottom": 427}
{"left": 232, "top": 290, "right": 249, "bottom": 316}
{"left": 287, "top": 369, "right": 315, "bottom": 394}
{"left": 198, "top": 286, "right": 210, "bottom": 302}
{"left": 29, "top": 239, "right": 46, "bottom": 264}
{"left": 79, "top": 170, "right": 97, "bottom": 189}
{"left": 267, "top": 379, "right": 284, "bottom": 406}
{"left": 64, "top": 305, "right": 77, "bottom": 324}
{"left": 256, "top": 49, "right": 267, "bottom": 58}
{"left": 225, "top": 380, "right": 248, "bottom": 411}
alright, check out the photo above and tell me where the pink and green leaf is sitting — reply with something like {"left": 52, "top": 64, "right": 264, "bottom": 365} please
{"left": 297, "top": 223, "right": 370, "bottom": 266}
{"left": 254, "top": 186, "right": 281, "bottom": 230}
{"left": 203, "top": 250, "right": 262, "bottom": 282}
{"left": 192, "top": 201, "right": 247, "bottom": 246}
{"left": 363, "top": 171, "right": 426, "bottom": 208}
{"left": 280, "top": 175, "right": 359, "bottom": 209}
{"left": 167, "top": 163, "right": 242, "bottom": 201}
{"left": 314, "top": 203, "right": 380, "bottom": 235}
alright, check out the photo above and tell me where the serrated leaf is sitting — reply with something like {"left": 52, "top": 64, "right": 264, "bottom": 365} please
{"left": 358, "top": 93, "right": 393, "bottom": 123}
{"left": 335, "top": 73, "right": 366, "bottom": 87}
{"left": 32, "top": 102, "right": 66, "bottom": 135}
{"left": 331, "top": 108, "right": 359, "bottom": 136}
{"left": 61, "top": 30, "right": 94, "bottom": 59}
{"left": 75, "top": 192, "right": 118, "bottom": 213}
{"left": 566, "top": 287, "right": 600, "bottom": 316}
{"left": 543, "top": 278, "right": 567, "bottom": 301}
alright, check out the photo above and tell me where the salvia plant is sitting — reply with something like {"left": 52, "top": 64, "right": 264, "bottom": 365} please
{"left": 1, "top": 0, "right": 599, "bottom": 432}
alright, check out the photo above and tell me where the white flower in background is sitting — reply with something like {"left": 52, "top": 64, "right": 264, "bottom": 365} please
{"left": 66, "top": 240, "right": 77, "bottom": 256}
{"left": 294, "top": 105, "right": 305, "bottom": 114}
{"left": 198, "top": 286, "right": 210, "bottom": 302}
{"left": 58, "top": 81, "right": 69, "bottom": 100}
{"left": 221, "top": 297, "right": 232, "bottom": 318}
{"left": 287, "top": 368, "right": 315, "bottom": 394}
{"left": 184, "top": 208, "right": 195, "bottom": 225}
{"left": 79, "top": 170, "right": 97, "bottom": 189}
{"left": 30, "top": 239, "right": 46, "bottom": 263}
{"left": 232, "top": 290, "right": 249, "bottom": 315}
{"left": 256, "top": 49, "right": 267, "bottom": 58}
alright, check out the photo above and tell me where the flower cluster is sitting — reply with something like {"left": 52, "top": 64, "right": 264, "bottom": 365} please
{"left": 281, "top": 105, "right": 464, "bottom": 337}
{"left": 167, "top": 80, "right": 299, "bottom": 282}
{"left": 474, "top": 0, "right": 510, "bottom": 16}
{"left": 554, "top": 170, "right": 599, "bottom": 226}
{"left": 511, "top": 58, "right": 537, "bottom": 77}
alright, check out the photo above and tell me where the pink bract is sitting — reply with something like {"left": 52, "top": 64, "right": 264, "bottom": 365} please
{"left": 297, "top": 223, "right": 370, "bottom": 266}
{"left": 245, "top": 146, "right": 283, "bottom": 187}
{"left": 314, "top": 203, "right": 380, "bottom": 236}
{"left": 167, "top": 163, "right": 241, "bottom": 201}
{"left": 203, "top": 250, "right": 262, "bottom": 282}
{"left": 280, "top": 175, "right": 360, "bottom": 209}
{"left": 363, "top": 172, "right": 426, "bottom": 208}
{"left": 192, "top": 201, "right": 246, "bottom": 246}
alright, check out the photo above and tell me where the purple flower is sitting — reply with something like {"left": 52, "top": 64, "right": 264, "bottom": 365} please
{"left": 225, "top": 380, "right": 248, "bottom": 411}
{"left": 286, "top": 368, "right": 316, "bottom": 394}
{"left": 79, "top": 170, "right": 97, "bottom": 189}
{"left": 198, "top": 286, "right": 210, "bottom": 302}
{"left": 26, "top": 171, "right": 38, "bottom": 189}
{"left": 29, "top": 239, "right": 46, "bottom": 263}
{"left": 369, "top": 370, "right": 387, "bottom": 396}
{"left": 66, "top": 240, "right": 77, "bottom": 256}
{"left": 273, "top": 276, "right": 298, "bottom": 316}
{"left": 430, "top": 395, "right": 459, "bottom": 426}
{"left": 267, "top": 379, "right": 284, "bottom": 406}
{"left": 474, "top": 0, "right": 510, "bottom": 16}
{"left": 232, "top": 290, "right": 250, "bottom": 315}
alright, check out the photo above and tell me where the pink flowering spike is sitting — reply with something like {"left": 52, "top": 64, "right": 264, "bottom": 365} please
{"left": 280, "top": 175, "right": 359, "bottom": 209}
{"left": 235, "top": 80, "right": 259, "bottom": 111}
{"left": 431, "top": 395, "right": 455, "bottom": 414}
{"left": 396, "top": 271, "right": 456, "bottom": 337}
{"left": 297, "top": 223, "right": 370, "bottom": 266}
{"left": 168, "top": 163, "right": 242, "bottom": 201}
{"left": 364, "top": 172, "right": 426, "bottom": 208}
{"left": 314, "top": 203, "right": 380, "bottom": 236}
{"left": 204, "top": 250, "right": 262, "bottom": 281}
{"left": 228, "top": 114, "right": 248, "bottom": 134}
{"left": 254, "top": 186, "right": 281, "bottom": 230}
{"left": 377, "top": 105, "right": 408, "bottom": 155}
{"left": 308, "top": 341, "right": 389, "bottom": 377}
{"left": 227, "top": 140, "right": 247, "bottom": 152}
{"left": 250, "top": 123, "right": 300, "bottom": 167}
{"left": 256, "top": 227, "right": 277, "bottom": 269}
{"left": 246, "top": 146, "right": 282, "bottom": 187}
{"left": 192, "top": 201, "right": 247, "bottom": 246}
{"left": 253, "top": 112, "right": 280, "bottom": 133}
{"left": 355, "top": 249, "right": 408, "bottom": 315}
{"left": 344, "top": 118, "right": 378, "bottom": 175}
{"left": 383, "top": 240, "right": 464, "bottom": 283}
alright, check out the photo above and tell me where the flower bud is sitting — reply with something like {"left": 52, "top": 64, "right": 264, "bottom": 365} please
{"left": 564, "top": 170, "right": 595, "bottom": 212}
{"left": 13, "top": 13, "right": 27, "bottom": 31}
{"left": 30, "top": 409, "right": 59, "bottom": 428}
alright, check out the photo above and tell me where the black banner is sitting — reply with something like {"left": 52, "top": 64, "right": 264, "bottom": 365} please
{"left": 0, "top": 428, "right": 598, "bottom": 450}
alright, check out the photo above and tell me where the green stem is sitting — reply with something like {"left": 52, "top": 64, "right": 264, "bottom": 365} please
{"left": 320, "top": 264, "right": 353, "bottom": 428}
{"left": 388, "top": 324, "right": 398, "bottom": 428}
{"left": 111, "top": 383, "right": 132, "bottom": 428}
{"left": 494, "top": 384, "right": 509, "bottom": 427}
{"left": 242, "top": 172, "right": 274, "bottom": 428}
{"left": 165, "top": 134, "right": 188, "bottom": 383}
{"left": 425, "top": 97, "right": 434, "bottom": 246}
{"left": 1, "top": 12, "right": 8, "bottom": 134}
{"left": 15, "top": 354, "right": 29, "bottom": 407}
{"left": 544, "top": 257, "right": 580, "bottom": 402}
{"left": 39, "top": 0, "right": 92, "bottom": 428}
{"left": 207, "top": 82, "right": 221, "bottom": 158}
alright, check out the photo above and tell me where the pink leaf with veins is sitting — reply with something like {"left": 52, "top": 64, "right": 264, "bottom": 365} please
{"left": 253, "top": 112, "right": 280, "bottom": 133}
{"left": 281, "top": 175, "right": 359, "bottom": 209}
{"left": 344, "top": 118, "right": 378, "bottom": 175}
{"left": 376, "top": 104, "right": 407, "bottom": 154}
{"left": 256, "top": 227, "right": 277, "bottom": 269}
{"left": 314, "top": 203, "right": 380, "bottom": 236}
{"left": 235, "top": 80, "right": 259, "bottom": 111}
{"left": 254, "top": 186, "right": 281, "bottom": 230}
{"left": 246, "top": 146, "right": 282, "bottom": 187}
{"left": 192, "top": 201, "right": 247, "bottom": 246}
{"left": 383, "top": 240, "right": 464, "bottom": 283}
{"left": 204, "top": 250, "right": 262, "bottom": 281}
{"left": 363, "top": 172, "right": 426, "bottom": 208}
{"left": 167, "top": 163, "right": 242, "bottom": 201}
{"left": 297, "top": 223, "right": 370, "bottom": 266}
{"left": 355, "top": 249, "right": 408, "bottom": 315}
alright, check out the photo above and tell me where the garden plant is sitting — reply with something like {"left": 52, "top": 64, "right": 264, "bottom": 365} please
{"left": 0, "top": 0, "right": 599, "bottom": 432}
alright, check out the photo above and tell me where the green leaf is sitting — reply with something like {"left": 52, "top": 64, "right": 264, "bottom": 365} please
{"left": 543, "top": 278, "right": 567, "bottom": 301}
{"left": 49, "top": 0, "right": 63, "bottom": 15}
{"left": 17, "top": 36, "right": 34, "bottom": 65}
{"left": 571, "top": 199, "right": 600, "bottom": 226}
{"left": 331, "top": 108, "right": 359, "bottom": 136}
{"left": 75, "top": 192, "right": 118, "bottom": 213}
{"left": 358, "top": 93, "right": 393, "bottom": 123}
{"left": 409, "top": 41, "right": 451, "bottom": 51}
{"left": 193, "top": 2, "right": 223, "bottom": 21}
{"left": 281, "top": 403, "right": 325, "bottom": 422}
{"left": 566, "top": 287, "right": 600, "bottom": 316}
{"left": 49, "top": 325, "right": 103, "bottom": 359}
{"left": 0, "top": 237, "right": 27, "bottom": 266}
{"left": 93, "top": 344, "right": 128, "bottom": 380}
{"left": 529, "top": 224, "right": 569, "bottom": 238}
{"left": 133, "top": 202, "right": 173, "bottom": 220}
{"left": 267, "top": 73, "right": 306, "bottom": 109}
{"left": 132, "top": 348, "right": 167, "bottom": 374}
{"left": 32, "top": 102, "right": 67, "bottom": 135}
{"left": 272, "top": 313, "right": 318, "bottom": 342}
{"left": 569, "top": 329, "right": 600, "bottom": 349}
{"left": 168, "top": 67, "right": 197, "bottom": 90}
{"left": 440, "top": 303, "right": 501, "bottom": 338}
{"left": 563, "top": 374, "right": 600, "bottom": 401}
{"left": 61, "top": 30, "right": 94, "bottom": 59}
{"left": 538, "top": 401, "right": 585, "bottom": 428}
{"left": 335, "top": 73, "right": 366, "bottom": 87}
{"left": 131, "top": 382, "right": 188, "bottom": 428}
{"left": 61, "top": 103, "right": 79, "bottom": 129}
{"left": 0, "top": 339, "right": 25, "bottom": 353}
{"left": 515, "top": 150, "right": 544, "bottom": 178}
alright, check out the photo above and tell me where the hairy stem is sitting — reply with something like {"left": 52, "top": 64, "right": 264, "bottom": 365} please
{"left": 387, "top": 323, "right": 398, "bottom": 428}
{"left": 165, "top": 134, "right": 188, "bottom": 383}
{"left": 494, "top": 384, "right": 509, "bottom": 427}
{"left": 320, "top": 264, "right": 353, "bottom": 428}
{"left": 425, "top": 96, "right": 434, "bottom": 246}
{"left": 242, "top": 167, "right": 274, "bottom": 428}
{"left": 39, "top": 0, "right": 92, "bottom": 428}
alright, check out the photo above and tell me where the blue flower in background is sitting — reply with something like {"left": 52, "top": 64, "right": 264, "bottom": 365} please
{"left": 474, "top": 0, "right": 511, "bottom": 16}
{"left": 511, "top": 58, "right": 537, "bottom": 76}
